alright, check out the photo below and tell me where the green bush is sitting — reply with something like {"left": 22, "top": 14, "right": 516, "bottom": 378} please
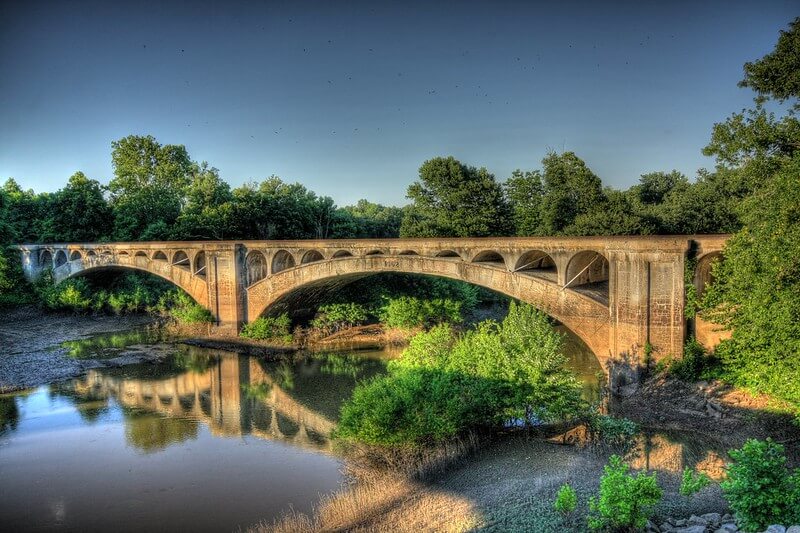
{"left": 378, "top": 296, "right": 462, "bottom": 329}
{"left": 310, "top": 303, "right": 369, "bottom": 334}
{"left": 334, "top": 367, "right": 500, "bottom": 446}
{"left": 670, "top": 337, "right": 719, "bottom": 381}
{"left": 157, "top": 290, "right": 214, "bottom": 324}
{"left": 588, "top": 455, "right": 662, "bottom": 531}
{"left": 335, "top": 302, "right": 586, "bottom": 447}
{"left": 720, "top": 438, "right": 800, "bottom": 531}
{"left": 554, "top": 483, "right": 578, "bottom": 515}
{"left": 679, "top": 467, "right": 711, "bottom": 497}
{"left": 240, "top": 314, "right": 292, "bottom": 342}
{"left": 586, "top": 413, "right": 638, "bottom": 449}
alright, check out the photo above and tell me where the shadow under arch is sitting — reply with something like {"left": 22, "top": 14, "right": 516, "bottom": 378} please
{"left": 247, "top": 255, "right": 612, "bottom": 367}
{"left": 58, "top": 262, "right": 209, "bottom": 308}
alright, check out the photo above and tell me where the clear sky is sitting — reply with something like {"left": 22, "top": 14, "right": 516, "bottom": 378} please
{"left": 0, "top": 0, "right": 796, "bottom": 206}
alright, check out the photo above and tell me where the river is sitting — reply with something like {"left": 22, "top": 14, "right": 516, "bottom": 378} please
{"left": 0, "top": 324, "right": 628, "bottom": 531}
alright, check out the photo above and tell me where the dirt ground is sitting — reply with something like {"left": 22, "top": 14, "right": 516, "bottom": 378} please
{"left": 0, "top": 306, "right": 156, "bottom": 392}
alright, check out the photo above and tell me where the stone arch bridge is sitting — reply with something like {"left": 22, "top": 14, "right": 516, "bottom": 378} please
{"left": 18, "top": 235, "right": 728, "bottom": 368}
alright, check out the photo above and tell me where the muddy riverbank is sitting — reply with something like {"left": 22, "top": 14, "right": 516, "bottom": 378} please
{"left": 0, "top": 307, "right": 164, "bottom": 392}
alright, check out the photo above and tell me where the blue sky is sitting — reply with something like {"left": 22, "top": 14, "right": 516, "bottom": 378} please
{"left": 0, "top": 0, "right": 796, "bottom": 206}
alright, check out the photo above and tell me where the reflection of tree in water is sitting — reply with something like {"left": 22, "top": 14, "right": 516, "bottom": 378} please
{"left": 241, "top": 381, "right": 272, "bottom": 401}
{"left": 274, "top": 361, "right": 295, "bottom": 391}
{"left": 122, "top": 408, "right": 198, "bottom": 453}
{"left": 61, "top": 327, "right": 165, "bottom": 359}
{"left": 173, "top": 347, "right": 215, "bottom": 374}
{"left": 0, "top": 396, "right": 19, "bottom": 435}
{"left": 316, "top": 353, "right": 364, "bottom": 379}
{"left": 265, "top": 352, "right": 389, "bottom": 421}
{"left": 50, "top": 383, "right": 110, "bottom": 423}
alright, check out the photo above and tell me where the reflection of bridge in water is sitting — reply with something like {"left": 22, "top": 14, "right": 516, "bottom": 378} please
{"left": 70, "top": 355, "right": 336, "bottom": 452}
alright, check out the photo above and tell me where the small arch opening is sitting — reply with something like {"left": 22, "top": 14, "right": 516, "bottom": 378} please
{"left": 172, "top": 251, "right": 190, "bottom": 269}
{"left": 565, "top": 251, "right": 609, "bottom": 305}
{"left": 39, "top": 250, "right": 53, "bottom": 268}
{"left": 69, "top": 250, "right": 82, "bottom": 261}
{"left": 694, "top": 252, "right": 723, "bottom": 299}
{"left": 194, "top": 251, "right": 207, "bottom": 278}
{"left": 272, "top": 250, "right": 296, "bottom": 274}
{"left": 86, "top": 250, "right": 97, "bottom": 258}
{"left": 117, "top": 251, "right": 129, "bottom": 257}
{"left": 246, "top": 251, "right": 268, "bottom": 286}
{"left": 472, "top": 250, "right": 506, "bottom": 268}
{"left": 301, "top": 250, "right": 324, "bottom": 264}
{"left": 54, "top": 250, "right": 67, "bottom": 268}
{"left": 332, "top": 250, "right": 353, "bottom": 259}
{"left": 435, "top": 250, "right": 461, "bottom": 259}
{"left": 134, "top": 251, "right": 148, "bottom": 259}
{"left": 365, "top": 250, "right": 384, "bottom": 256}
{"left": 514, "top": 250, "right": 557, "bottom": 283}
{"left": 398, "top": 250, "right": 418, "bottom": 256}
{"left": 153, "top": 251, "right": 168, "bottom": 262}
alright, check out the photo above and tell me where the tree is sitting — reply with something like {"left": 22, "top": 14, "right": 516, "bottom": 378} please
{"left": 505, "top": 169, "right": 544, "bottom": 236}
{"left": 538, "top": 152, "right": 605, "bottom": 235}
{"left": 172, "top": 163, "right": 233, "bottom": 240}
{"left": 567, "top": 188, "right": 653, "bottom": 236}
{"left": 400, "top": 156, "right": 511, "bottom": 237}
{"left": 333, "top": 199, "right": 403, "bottom": 238}
{"left": 703, "top": 154, "right": 800, "bottom": 412}
{"left": 739, "top": 17, "right": 800, "bottom": 106}
{"left": 43, "top": 172, "right": 112, "bottom": 243}
{"left": 702, "top": 18, "right": 800, "bottom": 414}
{"left": 108, "top": 135, "right": 192, "bottom": 240}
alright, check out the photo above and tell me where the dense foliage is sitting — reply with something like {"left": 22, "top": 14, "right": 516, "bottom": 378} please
{"left": 720, "top": 439, "right": 800, "bottom": 531}
{"left": 310, "top": 303, "right": 369, "bottom": 334}
{"left": 587, "top": 455, "right": 663, "bottom": 531}
{"left": 334, "top": 303, "right": 585, "bottom": 447}
{"left": 377, "top": 296, "right": 462, "bottom": 329}
{"left": 696, "top": 18, "right": 800, "bottom": 414}
{"left": 239, "top": 314, "right": 292, "bottom": 342}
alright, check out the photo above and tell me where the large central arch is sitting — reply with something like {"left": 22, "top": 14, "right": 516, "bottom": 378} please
{"left": 246, "top": 254, "right": 612, "bottom": 365}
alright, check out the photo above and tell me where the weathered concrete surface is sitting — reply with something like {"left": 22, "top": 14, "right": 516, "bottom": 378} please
{"left": 17, "top": 235, "right": 730, "bottom": 368}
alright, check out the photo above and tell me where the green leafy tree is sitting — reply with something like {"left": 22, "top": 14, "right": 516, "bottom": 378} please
{"left": 108, "top": 135, "right": 192, "bottom": 240}
{"left": 43, "top": 172, "right": 112, "bottom": 243}
{"left": 538, "top": 151, "right": 605, "bottom": 235}
{"left": 703, "top": 155, "right": 800, "bottom": 411}
{"left": 739, "top": 17, "right": 800, "bottom": 106}
{"left": 505, "top": 169, "right": 544, "bottom": 236}
{"left": 587, "top": 455, "right": 662, "bottom": 531}
{"left": 720, "top": 439, "right": 800, "bottom": 531}
{"left": 554, "top": 483, "right": 578, "bottom": 516}
{"left": 172, "top": 163, "right": 233, "bottom": 240}
{"left": 400, "top": 156, "right": 511, "bottom": 237}
{"left": 679, "top": 468, "right": 711, "bottom": 497}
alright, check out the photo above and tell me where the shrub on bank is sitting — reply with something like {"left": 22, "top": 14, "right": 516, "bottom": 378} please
{"left": 587, "top": 455, "right": 662, "bottom": 531}
{"left": 378, "top": 296, "right": 462, "bottom": 329}
{"left": 720, "top": 438, "right": 800, "bottom": 531}
{"left": 310, "top": 303, "right": 369, "bottom": 334}
{"left": 554, "top": 483, "right": 578, "bottom": 516}
{"left": 157, "top": 290, "right": 214, "bottom": 324}
{"left": 335, "top": 302, "right": 586, "bottom": 447}
{"left": 670, "top": 336, "right": 720, "bottom": 381}
{"left": 240, "top": 314, "right": 292, "bottom": 342}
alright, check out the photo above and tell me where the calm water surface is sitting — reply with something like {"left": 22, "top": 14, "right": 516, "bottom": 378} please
{"left": 0, "top": 325, "right": 601, "bottom": 532}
